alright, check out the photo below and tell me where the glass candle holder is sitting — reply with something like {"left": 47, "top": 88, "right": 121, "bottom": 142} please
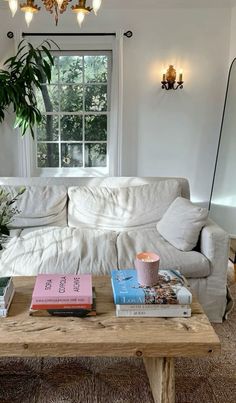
{"left": 135, "top": 252, "right": 160, "bottom": 287}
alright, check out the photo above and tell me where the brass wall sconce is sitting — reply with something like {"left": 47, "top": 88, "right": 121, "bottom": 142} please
{"left": 161, "top": 65, "right": 184, "bottom": 90}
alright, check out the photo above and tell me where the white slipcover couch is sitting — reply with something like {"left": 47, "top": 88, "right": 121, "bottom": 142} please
{"left": 0, "top": 177, "right": 230, "bottom": 323}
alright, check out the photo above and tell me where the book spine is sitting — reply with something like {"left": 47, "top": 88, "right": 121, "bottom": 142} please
{"left": 0, "top": 279, "right": 14, "bottom": 303}
{"left": 31, "top": 296, "right": 92, "bottom": 304}
{"left": 116, "top": 307, "right": 191, "bottom": 318}
{"left": 31, "top": 303, "right": 92, "bottom": 310}
{"left": 116, "top": 304, "right": 190, "bottom": 311}
{"left": 29, "top": 308, "right": 96, "bottom": 317}
{"left": 0, "top": 289, "right": 15, "bottom": 315}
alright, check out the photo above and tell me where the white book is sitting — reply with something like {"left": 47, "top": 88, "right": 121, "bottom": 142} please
{"left": 0, "top": 289, "right": 15, "bottom": 317}
{"left": 0, "top": 277, "right": 14, "bottom": 304}
{"left": 116, "top": 306, "right": 191, "bottom": 318}
{"left": 117, "top": 303, "right": 190, "bottom": 311}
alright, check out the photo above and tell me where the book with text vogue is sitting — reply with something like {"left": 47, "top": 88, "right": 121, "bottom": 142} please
{"left": 111, "top": 269, "right": 192, "bottom": 305}
{"left": 30, "top": 288, "right": 96, "bottom": 317}
{"left": 31, "top": 274, "right": 93, "bottom": 305}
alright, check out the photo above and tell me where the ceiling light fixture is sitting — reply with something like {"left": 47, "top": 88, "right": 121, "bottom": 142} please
{"left": 7, "top": 0, "right": 102, "bottom": 26}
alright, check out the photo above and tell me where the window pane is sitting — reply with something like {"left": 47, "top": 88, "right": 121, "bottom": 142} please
{"left": 40, "top": 56, "right": 59, "bottom": 84}
{"left": 36, "top": 85, "right": 59, "bottom": 112}
{"left": 85, "top": 85, "right": 107, "bottom": 112}
{"left": 61, "top": 115, "right": 83, "bottom": 141}
{"left": 85, "top": 143, "right": 107, "bottom": 167}
{"left": 84, "top": 55, "right": 108, "bottom": 83}
{"left": 61, "top": 143, "right": 83, "bottom": 167}
{"left": 85, "top": 115, "right": 107, "bottom": 141}
{"left": 60, "top": 85, "right": 83, "bottom": 112}
{"left": 37, "top": 115, "right": 59, "bottom": 141}
{"left": 37, "top": 143, "right": 59, "bottom": 168}
{"left": 59, "top": 56, "right": 83, "bottom": 84}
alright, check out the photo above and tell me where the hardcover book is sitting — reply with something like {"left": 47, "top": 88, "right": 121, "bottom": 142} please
{"left": 31, "top": 274, "right": 93, "bottom": 305}
{"left": 116, "top": 304, "right": 191, "bottom": 318}
{"left": 30, "top": 289, "right": 96, "bottom": 317}
{"left": 111, "top": 269, "right": 192, "bottom": 305}
{"left": 0, "top": 277, "right": 14, "bottom": 307}
{"left": 0, "top": 289, "right": 15, "bottom": 317}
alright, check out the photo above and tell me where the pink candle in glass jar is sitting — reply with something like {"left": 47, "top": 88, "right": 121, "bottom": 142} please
{"left": 135, "top": 252, "right": 160, "bottom": 287}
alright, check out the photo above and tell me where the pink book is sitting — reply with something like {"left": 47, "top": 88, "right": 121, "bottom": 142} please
{"left": 31, "top": 274, "right": 92, "bottom": 305}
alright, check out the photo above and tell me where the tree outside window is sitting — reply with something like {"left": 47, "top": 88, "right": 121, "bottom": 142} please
{"left": 35, "top": 52, "right": 111, "bottom": 170}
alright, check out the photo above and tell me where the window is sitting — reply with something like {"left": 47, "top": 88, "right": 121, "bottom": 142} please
{"left": 35, "top": 51, "right": 112, "bottom": 175}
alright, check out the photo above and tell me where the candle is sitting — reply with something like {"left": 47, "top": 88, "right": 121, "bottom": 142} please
{"left": 179, "top": 69, "right": 183, "bottom": 82}
{"left": 135, "top": 252, "right": 160, "bottom": 286}
{"left": 141, "top": 255, "right": 155, "bottom": 262}
{"left": 162, "top": 73, "right": 166, "bottom": 81}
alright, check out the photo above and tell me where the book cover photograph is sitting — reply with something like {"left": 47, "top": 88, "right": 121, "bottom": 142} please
{"left": 111, "top": 269, "right": 192, "bottom": 305}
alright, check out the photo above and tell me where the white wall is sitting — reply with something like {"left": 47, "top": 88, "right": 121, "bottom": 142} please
{"left": 209, "top": 5, "right": 236, "bottom": 236}
{"left": 0, "top": 3, "right": 232, "bottom": 204}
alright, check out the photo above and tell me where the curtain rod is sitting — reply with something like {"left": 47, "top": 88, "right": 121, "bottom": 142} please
{"left": 21, "top": 31, "right": 133, "bottom": 38}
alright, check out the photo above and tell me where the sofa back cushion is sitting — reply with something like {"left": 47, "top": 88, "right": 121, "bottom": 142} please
{"left": 68, "top": 180, "right": 181, "bottom": 231}
{"left": 1, "top": 186, "right": 67, "bottom": 229}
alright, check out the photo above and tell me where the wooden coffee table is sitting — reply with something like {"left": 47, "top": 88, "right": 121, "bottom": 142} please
{"left": 0, "top": 276, "right": 220, "bottom": 403}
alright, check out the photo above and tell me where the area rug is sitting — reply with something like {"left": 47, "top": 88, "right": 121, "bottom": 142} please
{"left": 0, "top": 282, "right": 235, "bottom": 403}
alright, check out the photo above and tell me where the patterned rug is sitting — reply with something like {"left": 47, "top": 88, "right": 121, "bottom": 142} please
{"left": 0, "top": 282, "right": 235, "bottom": 403}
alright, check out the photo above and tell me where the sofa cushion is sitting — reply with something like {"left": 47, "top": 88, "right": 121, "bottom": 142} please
{"left": 117, "top": 228, "right": 210, "bottom": 278}
{"left": 156, "top": 197, "right": 208, "bottom": 252}
{"left": 0, "top": 227, "right": 118, "bottom": 276}
{"left": 68, "top": 180, "right": 181, "bottom": 231}
{"left": 0, "top": 186, "right": 67, "bottom": 229}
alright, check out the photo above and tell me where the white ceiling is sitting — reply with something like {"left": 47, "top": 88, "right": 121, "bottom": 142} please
{"left": 1, "top": 0, "right": 236, "bottom": 9}
{"left": 103, "top": 0, "right": 236, "bottom": 9}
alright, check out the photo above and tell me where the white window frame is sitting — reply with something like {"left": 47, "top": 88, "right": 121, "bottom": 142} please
{"left": 34, "top": 50, "right": 111, "bottom": 176}
{"left": 18, "top": 33, "right": 124, "bottom": 177}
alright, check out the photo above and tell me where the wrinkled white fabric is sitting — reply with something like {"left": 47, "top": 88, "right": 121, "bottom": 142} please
{"left": 68, "top": 180, "right": 181, "bottom": 230}
{"left": 0, "top": 227, "right": 118, "bottom": 276}
{"left": 117, "top": 228, "right": 210, "bottom": 278}
{"left": 1, "top": 186, "right": 67, "bottom": 228}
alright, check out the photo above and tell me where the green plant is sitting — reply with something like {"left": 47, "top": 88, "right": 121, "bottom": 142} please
{"left": 0, "top": 40, "right": 56, "bottom": 138}
{"left": 0, "top": 187, "right": 26, "bottom": 250}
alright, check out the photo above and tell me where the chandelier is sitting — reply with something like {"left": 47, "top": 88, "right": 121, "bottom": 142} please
{"left": 7, "top": 0, "right": 102, "bottom": 26}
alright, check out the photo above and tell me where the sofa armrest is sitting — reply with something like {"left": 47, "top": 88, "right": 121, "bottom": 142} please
{"left": 200, "top": 218, "right": 230, "bottom": 280}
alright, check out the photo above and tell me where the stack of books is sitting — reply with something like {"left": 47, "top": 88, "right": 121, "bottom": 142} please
{"left": 30, "top": 274, "right": 96, "bottom": 317}
{"left": 0, "top": 277, "right": 15, "bottom": 317}
{"left": 111, "top": 269, "right": 192, "bottom": 317}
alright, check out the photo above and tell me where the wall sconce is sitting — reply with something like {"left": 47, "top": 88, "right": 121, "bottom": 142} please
{"left": 161, "top": 65, "right": 184, "bottom": 90}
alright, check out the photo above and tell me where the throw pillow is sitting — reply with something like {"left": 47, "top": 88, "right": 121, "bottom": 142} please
{"left": 68, "top": 180, "right": 182, "bottom": 231}
{"left": 156, "top": 197, "right": 208, "bottom": 251}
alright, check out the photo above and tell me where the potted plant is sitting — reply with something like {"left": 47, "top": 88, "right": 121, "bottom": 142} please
{"left": 0, "top": 39, "right": 56, "bottom": 138}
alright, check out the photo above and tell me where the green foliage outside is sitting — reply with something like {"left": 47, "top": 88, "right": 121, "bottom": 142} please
{"left": 37, "top": 54, "right": 109, "bottom": 168}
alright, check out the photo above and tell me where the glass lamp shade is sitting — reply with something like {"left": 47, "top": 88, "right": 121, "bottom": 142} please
{"left": 77, "top": 11, "right": 85, "bottom": 26}
{"left": 92, "top": 0, "right": 101, "bottom": 15}
{"left": 25, "top": 10, "right": 33, "bottom": 26}
{"left": 9, "top": 0, "right": 18, "bottom": 17}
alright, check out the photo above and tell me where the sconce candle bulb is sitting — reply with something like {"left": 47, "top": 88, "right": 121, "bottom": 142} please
{"left": 161, "top": 65, "right": 184, "bottom": 90}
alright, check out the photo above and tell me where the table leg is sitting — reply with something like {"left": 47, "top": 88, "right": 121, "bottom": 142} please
{"left": 143, "top": 357, "right": 175, "bottom": 403}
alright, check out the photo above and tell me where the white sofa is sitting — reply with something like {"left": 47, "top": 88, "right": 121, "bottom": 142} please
{"left": 0, "top": 177, "right": 230, "bottom": 323}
